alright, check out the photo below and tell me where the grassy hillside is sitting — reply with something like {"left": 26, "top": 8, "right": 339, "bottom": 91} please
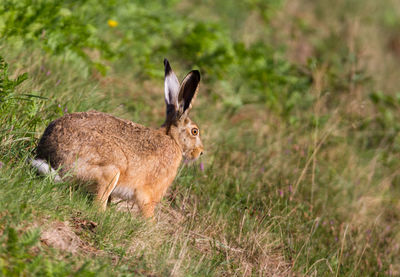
{"left": 1, "top": 0, "right": 400, "bottom": 275}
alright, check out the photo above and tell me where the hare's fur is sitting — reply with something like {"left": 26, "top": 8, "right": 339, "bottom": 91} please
{"left": 33, "top": 60, "right": 203, "bottom": 217}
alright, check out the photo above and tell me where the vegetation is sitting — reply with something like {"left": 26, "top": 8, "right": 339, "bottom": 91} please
{"left": 1, "top": 0, "right": 400, "bottom": 275}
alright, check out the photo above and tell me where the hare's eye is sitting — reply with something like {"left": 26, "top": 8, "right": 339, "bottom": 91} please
{"left": 191, "top": 128, "right": 199, "bottom": 136}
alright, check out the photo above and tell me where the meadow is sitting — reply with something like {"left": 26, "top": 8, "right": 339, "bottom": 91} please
{"left": 1, "top": 0, "right": 400, "bottom": 275}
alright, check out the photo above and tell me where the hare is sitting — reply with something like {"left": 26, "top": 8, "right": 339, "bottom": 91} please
{"left": 32, "top": 59, "right": 203, "bottom": 217}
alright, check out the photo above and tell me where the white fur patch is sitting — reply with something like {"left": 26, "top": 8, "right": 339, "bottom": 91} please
{"left": 31, "top": 158, "right": 62, "bottom": 182}
{"left": 111, "top": 186, "right": 135, "bottom": 200}
{"left": 165, "top": 73, "right": 179, "bottom": 106}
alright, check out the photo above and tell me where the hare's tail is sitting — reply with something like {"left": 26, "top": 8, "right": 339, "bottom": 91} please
{"left": 30, "top": 158, "right": 62, "bottom": 182}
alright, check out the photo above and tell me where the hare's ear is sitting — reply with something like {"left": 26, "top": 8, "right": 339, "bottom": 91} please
{"left": 177, "top": 70, "right": 200, "bottom": 119}
{"left": 164, "top": 58, "right": 180, "bottom": 122}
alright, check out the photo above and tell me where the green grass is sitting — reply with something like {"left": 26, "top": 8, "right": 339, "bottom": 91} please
{"left": 1, "top": 0, "right": 400, "bottom": 275}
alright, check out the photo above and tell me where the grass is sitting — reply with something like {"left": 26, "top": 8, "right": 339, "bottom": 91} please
{"left": 0, "top": 44, "right": 288, "bottom": 276}
{"left": 1, "top": 0, "right": 400, "bottom": 276}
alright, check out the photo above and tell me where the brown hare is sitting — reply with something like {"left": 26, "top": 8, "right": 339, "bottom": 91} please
{"left": 32, "top": 59, "right": 203, "bottom": 217}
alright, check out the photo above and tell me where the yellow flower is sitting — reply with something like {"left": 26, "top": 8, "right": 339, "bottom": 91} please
{"left": 107, "top": 19, "right": 118, "bottom": 28}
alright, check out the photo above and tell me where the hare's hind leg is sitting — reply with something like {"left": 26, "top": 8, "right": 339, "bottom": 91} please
{"left": 94, "top": 167, "right": 120, "bottom": 211}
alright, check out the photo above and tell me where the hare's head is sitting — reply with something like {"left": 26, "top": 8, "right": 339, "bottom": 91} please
{"left": 163, "top": 59, "right": 203, "bottom": 160}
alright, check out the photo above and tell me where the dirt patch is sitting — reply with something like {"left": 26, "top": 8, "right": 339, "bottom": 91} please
{"left": 71, "top": 215, "right": 98, "bottom": 233}
{"left": 40, "top": 221, "right": 99, "bottom": 255}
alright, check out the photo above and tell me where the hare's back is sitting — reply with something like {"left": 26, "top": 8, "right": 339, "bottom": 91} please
{"left": 36, "top": 111, "right": 167, "bottom": 171}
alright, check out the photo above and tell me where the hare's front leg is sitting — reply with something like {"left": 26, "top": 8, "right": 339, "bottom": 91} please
{"left": 135, "top": 190, "right": 156, "bottom": 218}
{"left": 135, "top": 180, "right": 171, "bottom": 218}
{"left": 94, "top": 167, "right": 120, "bottom": 211}
{"left": 140, "top": 202, "right": 157, "bottom": 218}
